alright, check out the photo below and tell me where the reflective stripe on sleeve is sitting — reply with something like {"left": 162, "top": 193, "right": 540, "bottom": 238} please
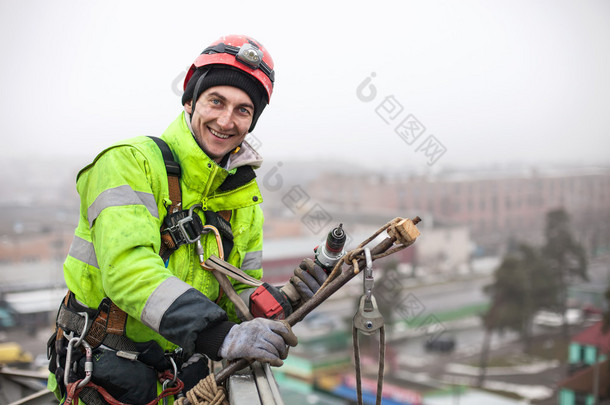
{"left": 141, "top": 277, "right": 193, "bottom": 333}
{"left": 67, "top": 235, "right": 99, "bottom": 268}
{"left": 241, "top": 250, "right": 262, "bottom": 271}
{"left": 87, "top": 185, "right": 159, "bottom": 227}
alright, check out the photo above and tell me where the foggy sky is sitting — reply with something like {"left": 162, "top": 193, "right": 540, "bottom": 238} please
{"left": 1, "top": 0, "right": 609, "bottom": 171}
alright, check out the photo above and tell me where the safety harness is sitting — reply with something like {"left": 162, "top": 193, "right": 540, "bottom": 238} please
{"left": 50, "top": 137, "right": 250, "bottom": 405}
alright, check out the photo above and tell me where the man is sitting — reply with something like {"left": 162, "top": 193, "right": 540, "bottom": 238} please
{"left": 48, "top": 35, "right": 328, "bottom": 404}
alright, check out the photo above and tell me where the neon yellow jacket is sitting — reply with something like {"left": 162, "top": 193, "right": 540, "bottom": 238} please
{"left": 62, "top": 112, "right": 264, "bottom": 355}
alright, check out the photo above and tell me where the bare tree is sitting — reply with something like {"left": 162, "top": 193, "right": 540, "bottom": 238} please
{"left": 541, "top": 209, "right": 588, "bottom": 340}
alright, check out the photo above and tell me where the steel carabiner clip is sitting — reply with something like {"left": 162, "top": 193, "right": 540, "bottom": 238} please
{"left": 63, "top": 312, "right": 92, "bottom": 388}
{"left": 352, "top": 247, "right": 385, "bottom": 405}
{"left": 162, "top": 356, "right": 179, "bottom": 405}
{"left": 353, "top": 248, "right": 384, "bottom": 335}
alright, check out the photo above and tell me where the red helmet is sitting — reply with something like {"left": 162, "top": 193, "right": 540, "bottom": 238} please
{"left": 184, "top": 35, "right": 275, "bottom": 103}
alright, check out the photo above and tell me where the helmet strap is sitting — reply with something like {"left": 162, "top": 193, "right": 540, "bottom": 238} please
{"left": 189, "top": 68, "right": 210, "bottom": 123}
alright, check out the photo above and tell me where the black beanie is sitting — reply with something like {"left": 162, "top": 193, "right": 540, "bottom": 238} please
{"left": 182, "top": 66, "right": 268, "bottom": 132}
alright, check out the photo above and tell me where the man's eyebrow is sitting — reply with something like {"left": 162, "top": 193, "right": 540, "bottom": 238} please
{"left": 207, "top": 91, "right": 227, "bottom": 101}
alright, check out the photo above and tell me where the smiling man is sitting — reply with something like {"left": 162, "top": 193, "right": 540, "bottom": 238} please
{"left": 47, "top": 35, "right": 328, "bottom": 404}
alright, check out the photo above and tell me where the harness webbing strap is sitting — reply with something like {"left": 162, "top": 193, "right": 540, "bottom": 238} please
{"left": 55, "top": 292, "right": 71, "bottom": 344}
{"left": 218, "top": 210, "right": 231, "bottom": 223}
{"left": 204, "top": 255, "right": 263, "bottom": 287}
{"left": 56, "top": 293, "right": 135, "bottom": 352}
{"left": 80, "top": 386, "right": 108, "bottom": 405}
{"left": 86, "top": 299, "right": 133, "bottom": 351}
{"left": 149, "top": 136, "right": 183, "bottom": 262}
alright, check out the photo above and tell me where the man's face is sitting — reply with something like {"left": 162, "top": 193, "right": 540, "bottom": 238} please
{"left": 185, "top": 85, "right": 254, "bottom": 163}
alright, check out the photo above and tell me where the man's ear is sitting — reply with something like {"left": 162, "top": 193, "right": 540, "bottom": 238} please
{"left": 184, "top": 100, "right": 192, "bottom": 114}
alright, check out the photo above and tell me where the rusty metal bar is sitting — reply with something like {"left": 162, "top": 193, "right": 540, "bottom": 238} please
{"left": 213, "top": 217, "right": 421, "bottom": 385}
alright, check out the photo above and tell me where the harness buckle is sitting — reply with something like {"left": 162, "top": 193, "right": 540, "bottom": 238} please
{"left": 164, "top": 204, "right": 204, "bottom": 246}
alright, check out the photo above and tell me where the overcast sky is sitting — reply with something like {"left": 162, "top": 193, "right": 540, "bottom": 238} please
{"left": 1, "top": 0, "right": 609, "bottom": 171}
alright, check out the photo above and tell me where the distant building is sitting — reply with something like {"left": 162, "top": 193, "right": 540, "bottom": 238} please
{"left": 0, "top": 232, "right": 72, "bottom": 265}
{"left": 413, "top": 224, "right": 472, "bottom": 275}
{"left": 306, "top": 168, "right": 610, "bottom": 255}
{"left": 281, "top": 315, "right": 353, "bottom": 384}
{"left": 558, "top": 321, "right": 610, "bottom": 404}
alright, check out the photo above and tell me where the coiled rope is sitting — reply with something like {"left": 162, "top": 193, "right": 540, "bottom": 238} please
{"left": 174, "top": 374, "right": 228, "bottom": 405}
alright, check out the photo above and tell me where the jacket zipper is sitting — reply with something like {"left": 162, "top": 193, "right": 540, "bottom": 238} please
{"left": 200, "top": 165, "right": 219, "bottom": 210}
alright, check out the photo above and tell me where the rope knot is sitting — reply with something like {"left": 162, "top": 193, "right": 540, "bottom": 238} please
{"left": 174, "top": 374, "right": 228, "bottom": 405}
{"left": 345, "top": 248, "right": 363, "bottom": 264}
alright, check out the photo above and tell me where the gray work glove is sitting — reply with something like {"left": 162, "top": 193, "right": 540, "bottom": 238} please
{"left": 281, "top": 258, "right": 328, "bottom": 308}
{"left": 218, "top": 318, "right": 298, "bottom": 367}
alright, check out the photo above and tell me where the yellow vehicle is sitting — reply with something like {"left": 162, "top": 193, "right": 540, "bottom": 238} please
{"left": 0, "top": 342, "right": 33, "bottom": 365}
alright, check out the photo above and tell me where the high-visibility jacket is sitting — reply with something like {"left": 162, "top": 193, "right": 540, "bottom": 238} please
{"left": 62, "top": 112, "right": 264, "bottom": 355}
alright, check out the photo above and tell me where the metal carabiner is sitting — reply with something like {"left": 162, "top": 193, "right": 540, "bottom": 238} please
{"left": 168, "top": 356, "right": 178, "bottom": 386}
{"left": 76, "top": 340, "right": 93, "bottom": 389}
{"left": 353, "top": 248, "right": 383, "bottom": 335}
{"left": 73, "top": 311, "right": 89, "bottom": 348}
{"left": 64, "top": 337, "right": 77, "bottom": 387}
{"left": 363, "top": 247, "right": 374, "bottom": 304}
{"left": 64, "top": 338, "right": 93, "bottom": 388}
{"left": 352, "top": 247, "right": 385, "bottom": 405}
{"left": 162, "top": 356, "right": 179, "bottom": 405}
{"left": 197, "top": 224, "right": 225, "bottom": 265}
{"left": 63, "top": 312, "right": 92, "bottom": 388}
{"left": 162, "top": 379, "right": 172, "bottom": 405}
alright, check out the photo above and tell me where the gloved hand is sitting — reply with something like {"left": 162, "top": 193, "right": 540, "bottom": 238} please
{"left": 281, "top": 258, "right": 328, "bottom": 308}
{"left": 218, "top": 318, "right": 298, "bottom": 367}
